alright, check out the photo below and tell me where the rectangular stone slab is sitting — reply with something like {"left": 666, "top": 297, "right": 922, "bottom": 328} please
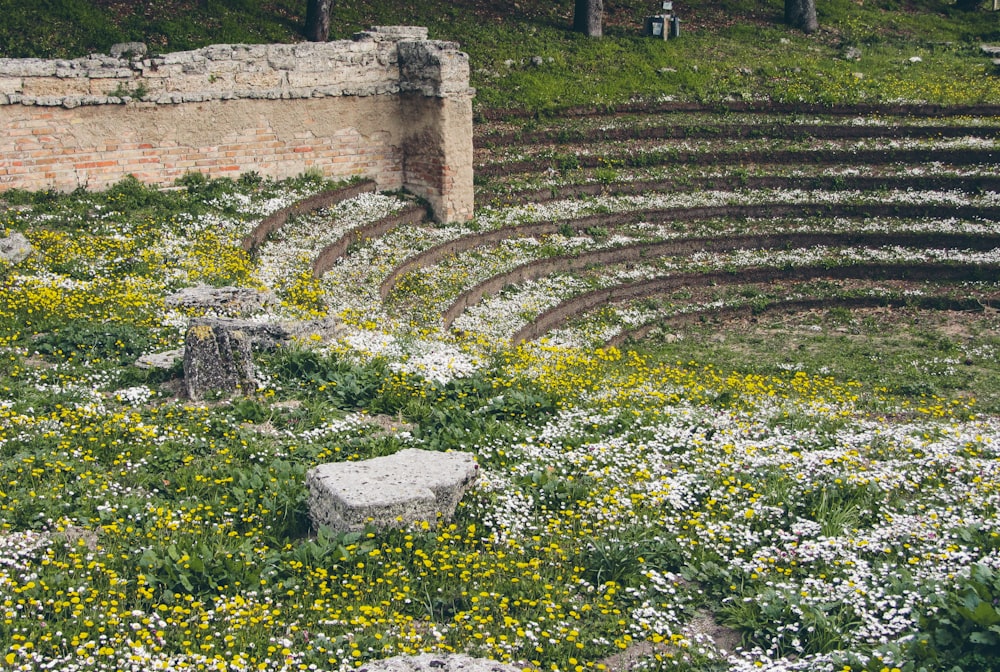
{"left": 306, "top": 448, "right": 478, "bottom": 532}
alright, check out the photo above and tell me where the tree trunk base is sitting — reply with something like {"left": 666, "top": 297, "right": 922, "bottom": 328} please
{"left": 785, "top": 0, "right": 819, "bottom": 33}
{"left": 573, "top": 0, "right": 604, "bottom": 38}
{"left": 305, "top": 0, "right": 334, "bottom": 42}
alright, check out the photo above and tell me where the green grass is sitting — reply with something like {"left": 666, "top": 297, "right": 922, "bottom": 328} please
{"left": 1, "top": 0, "right": 997, "bottom": 111}
{"left": 629, "top": 304, "right": 1000, "bottom": 414}
{"left": 2, "top": 160, "right": 999, "bottom": 670}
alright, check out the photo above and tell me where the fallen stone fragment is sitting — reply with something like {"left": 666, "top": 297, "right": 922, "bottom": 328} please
{"left": 357, "top": 652, "right": 520, "bottom": 672}
{"left": 306, "top": 448, "right": 478, "bottom": 532}
{"left": 183, "top": 316, "right": 344, "bottom": 348}
{"left": 135, "top": 348, "right": 184, "bottom": 370}
{"left": 0, "top": 232, "right": 33, "bottom": 264}
{"left": 165, "top": 285, "right": 275, "bottom": 316}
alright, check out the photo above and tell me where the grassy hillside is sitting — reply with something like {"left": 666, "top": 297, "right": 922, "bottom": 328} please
{"left": 2, "top": 0, "right": 998, "bottom": 110}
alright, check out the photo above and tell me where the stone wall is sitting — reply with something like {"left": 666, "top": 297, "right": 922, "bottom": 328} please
{"left": 0, "top": 26, "right": 474, "bottom": 222}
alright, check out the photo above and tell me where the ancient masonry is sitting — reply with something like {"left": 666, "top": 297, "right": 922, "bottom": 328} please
{"left": 0, "top": 26, "right": 474, "bottom": 222}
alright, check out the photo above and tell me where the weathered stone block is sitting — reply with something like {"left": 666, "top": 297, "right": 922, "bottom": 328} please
{"left": 160, "top": 51, "right": 196, "bottom": 66}
{"left": 398, "top": 40, "right": 471, "bottom": 98}
{"left": 22, "top": 77, "right": 90, "bottom": 97}
{"left": 204, "top": 45, "right": 235, "bottom": 61}
{"left": 0, "top": 232, "right": 33, "bottom": 264}
{"left": 233, "top": 72, "right": 283, "bottom": 89}
{"left": 0, "top": 77, "right": 21, "bottom": 95}
{"left": 166, "top": 285, "right": 275, "bottom": 316}
{"left": 109, "top": 42, "right": 148, "bottom": 60}
{"left": 182, "top": 322, "right": 257, "bottom": 400}
{"left": 287, "top": 71, "right": 335, "bottom": 89}
{"left": 306, "top": 448, "right": 478, "bottom": 532}
{"left": 0, "top": 59, "right": 57, "bottom": 77}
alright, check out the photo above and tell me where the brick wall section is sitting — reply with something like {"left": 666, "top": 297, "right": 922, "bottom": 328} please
{"left": 0, "top": 26, "right": 474, "bottom": 222}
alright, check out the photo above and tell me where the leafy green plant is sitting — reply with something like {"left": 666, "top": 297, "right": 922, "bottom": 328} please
{"left": 553, "top": 152, "right": 580, "bottom": 173}
{"left": 913, "top": 564, "right": 1000, "bottom": 671}
{"left": 517, "top": 468, "right": 595, "bottom": 511}
{"left": 576, "top": 526, "right": 683, "bottom": 588}
{"left": 237, "top": 170, "right": 264, "bottom": 189}
{"left": 174, "top": 171, "right": 243, "bottom": 203}
{"left": 104, "top": 174, "right": 169, "bottom": 211}
{"left": 721, "top": 583, "right": 861, "bottom": 657}
{"left": 286, "top": 526, "right": 377, "bottom": 569}
{"left": 32, "top": 319, "right": 153, "bottom": 366}
{"left": 594, "top": 157, "right": 623, "bottom": 185}
{"left": 175, "top": 170, "right": 209, "bottom": 192}
{"left": 480, "top": 383, "right": 558, "bottom": 421}
{"left": 137, "top": 536, "right": 265, "bottom": 598}
{"left": 107, "top": 81, "right": 149, "bottom": 99}
{"left": 265, "top": 347, "right": 389, "bottom": 409}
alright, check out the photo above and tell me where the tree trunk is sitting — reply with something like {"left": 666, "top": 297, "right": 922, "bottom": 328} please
{"left": 573, "top": 0, "right": 603, "bottom": 38}
{"left": 305, "top": 0, "right": 334, "bottom": 42}
{"left": 785, "top": 0, "right": 819, "bottom": 33}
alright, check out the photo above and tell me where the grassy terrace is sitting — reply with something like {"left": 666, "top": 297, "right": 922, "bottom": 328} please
{"left": 1, "top": 0, "right": 999, "bottom": 111}
{"left": 2, "top": 1, "right": 1000, "bottom": 672}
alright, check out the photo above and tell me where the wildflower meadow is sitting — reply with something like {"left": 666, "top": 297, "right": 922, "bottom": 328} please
{"left": 1, "top": 102, "right": 999, "bottom": 672}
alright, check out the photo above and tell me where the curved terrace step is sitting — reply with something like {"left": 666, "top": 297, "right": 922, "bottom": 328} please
{"left": 476, "top": 174, "right": 1000, "bottom": 208}
{"left": 476, "top": 101, "right": 1000, "bottom": 121}
{"left": 380, "top": 202, "right": 1000, "bottom": 299}
{"left": 439, "top": 231, "right": 1000, "bottom": 328}
{"left": 604, "top": 294, "right": 1000, "bottom": 348}
{"left": 475, "top": 147, "right": 999, "bottom": 178}
{"left": 509, "top": 262, "right": 1000, "bottom": 343}
{"left": 311, "top": 201, "right": 429, "bottom": 278}
{"left": 476, "top": 122, "right": 1000, "bottom": 150}
{"left": 241, "top": 179, "right": 377, "bottom": 254}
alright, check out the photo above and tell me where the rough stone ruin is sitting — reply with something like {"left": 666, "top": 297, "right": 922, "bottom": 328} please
{"left": 0, "top": 26, "right": 474, "bottom": 222}
{"left": 131, "top": 281, "right": 347, "bottom": 399}
{"left": 173, "top": 314, "right": 344, "bottom": 400}
{"left": 0, "top": 231, "right": 33, "bottom": 264}
{"left": 182, "top": 320, "right": 259, "bottom": 401}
